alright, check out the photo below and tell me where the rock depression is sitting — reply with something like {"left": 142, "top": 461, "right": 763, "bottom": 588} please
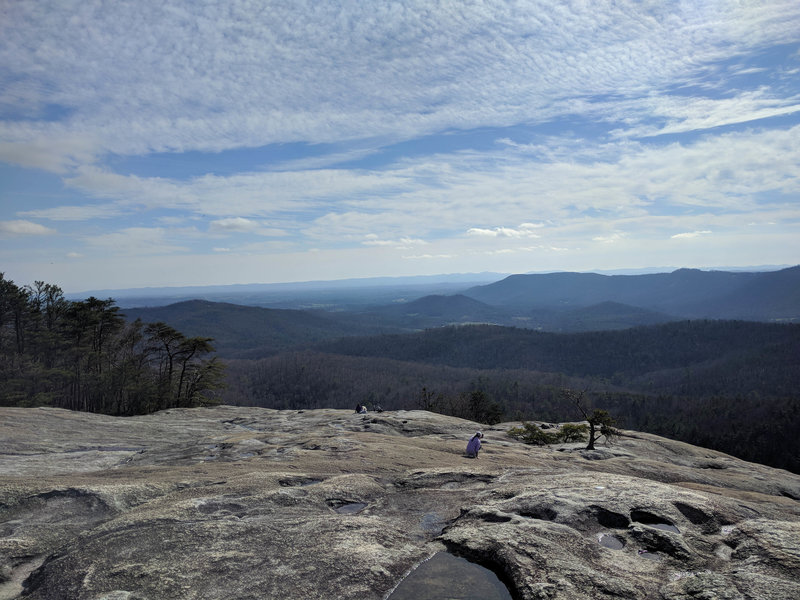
{"left": 1, "top": 406, "right": 799, "bottom": 599}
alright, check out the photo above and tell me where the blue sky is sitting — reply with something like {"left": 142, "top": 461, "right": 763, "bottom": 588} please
{"left": 1, "top": 0, "right": 799, "bottom": 293}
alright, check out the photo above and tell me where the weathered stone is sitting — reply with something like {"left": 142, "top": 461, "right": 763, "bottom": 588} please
{"left": 0, "top": 406, "right": 798, "bottom": 599}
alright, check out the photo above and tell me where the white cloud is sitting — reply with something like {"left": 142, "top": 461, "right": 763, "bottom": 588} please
{"left": 671, "top": 230, "right": 712, "bottom": 239}
{"left": 61, "top": 166, "right": 405, "bottom": 219}
{"left": 402, "top": 253, "right": 456, "bottom": 260}
{"left": 362, "top": 235, "right": 427, "bottom": 249}
{"left": 207, "top": 217, "right": 291, "bottom": 238}
{"left": 467, "top": 223, "right": 544, "bottom": 238}
{"left": 593, "top": 233, "right": 626, "bottom": 244}
{"left": 0, "top": 220, "right": 56, "bottom": 235}
{"left": 0, "top": 134, "right": 100, "bottom": 173}
{"left": 209, "top": 217, "right": 259, "bottom": 232}
{"left": 304, "top": 211, "right": 424, "bottom": 243}
{"left": 268, "top": 147, "right": 382, "bottom": 172}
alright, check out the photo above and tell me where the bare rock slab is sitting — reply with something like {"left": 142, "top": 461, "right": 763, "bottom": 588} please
{"left": 1, "top": 406, "right": 799, "bottom": 599}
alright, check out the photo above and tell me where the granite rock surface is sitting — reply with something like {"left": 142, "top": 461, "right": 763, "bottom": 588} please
{"left": 1, "top": 406, "right": 798, "bottom": 599}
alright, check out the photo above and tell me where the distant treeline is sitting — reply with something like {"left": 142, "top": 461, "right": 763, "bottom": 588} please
{"left": 0, "top": 275, "right": 224, "bottom": 415}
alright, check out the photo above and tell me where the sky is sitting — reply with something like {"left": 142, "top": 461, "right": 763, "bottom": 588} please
{"left": 1, "top": 1, "right": 799, "bottom": 294}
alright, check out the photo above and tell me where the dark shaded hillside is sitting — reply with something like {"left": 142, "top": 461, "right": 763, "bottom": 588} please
{"left": 525, "top": 302, "right": 676, "bottom": 332}
{"left": 463, "top": 266, "right": 800, "bottom": 321}
{"left": 463, "top": 269, "right": 754, "bottom": 309}
{"left": 122, "top": 300, "right": 396, "bottom": 358}
{"left": 315, "top": 320, "right": 800, "bottom": 398}
{"left": 708, "top": 266, "right": 800, "bottom": 320}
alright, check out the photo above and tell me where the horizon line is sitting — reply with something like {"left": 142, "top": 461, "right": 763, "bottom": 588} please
{"left": 63, "top": 263, "right": 796, "bottom": 298}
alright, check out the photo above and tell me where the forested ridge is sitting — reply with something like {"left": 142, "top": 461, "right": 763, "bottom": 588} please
{"left": 314, "top": 321, "right": 800, "bottom": 397}
{"left": 0, "top": 274, "right": 224, "bottom": 414}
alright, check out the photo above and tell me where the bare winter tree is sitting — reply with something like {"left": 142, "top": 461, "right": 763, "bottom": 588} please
{"left": 563, "top": 389, "right": 620, "bottom": 450}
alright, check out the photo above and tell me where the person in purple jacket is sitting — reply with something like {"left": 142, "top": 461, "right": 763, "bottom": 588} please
{"left": 466, "top": 431, "right": 483, "bottom": 458}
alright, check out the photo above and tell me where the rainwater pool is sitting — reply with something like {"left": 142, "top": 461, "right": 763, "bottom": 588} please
{"left": 387, "top": 551, "right": 512, "bottom": 600}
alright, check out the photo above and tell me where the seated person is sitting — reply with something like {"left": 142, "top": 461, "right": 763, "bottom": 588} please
{"left": 466, "top": 431, "right": 483, "bottom": 458}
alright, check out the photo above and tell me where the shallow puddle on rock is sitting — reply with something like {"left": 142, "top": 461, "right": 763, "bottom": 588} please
{"left": 388, "top": 552, "right": 512, "bottom": 600}
{"left": 420, "top": 512, "right": 447, "bottom": 534}
{"left": 334, "top": 502, "right": 367, "bottom": 514}
{"left": 648, "top": 523, "right": 680, "bottom": 533}
{"left": 598, "top": 534, "right": 624, "bottom": 550}
{"left": 630, "top": 511, "right": 680, "bottom": 533}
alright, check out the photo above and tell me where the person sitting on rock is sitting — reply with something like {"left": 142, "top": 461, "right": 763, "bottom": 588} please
{"left": 466, "top": 431, "right": 483, "bottom": 458}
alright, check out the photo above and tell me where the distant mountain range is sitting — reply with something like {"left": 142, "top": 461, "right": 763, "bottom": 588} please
{"left": 461, "top": 266, "right": 800, "bottom": 322}
{"left": 356, "top": 266, "right": 800, "bottom": 331}
{"left": 119, "top": 266, "right": 800, "bottom": 359}
{"left": 114, "top": 265, "right": 800, "bottom": 368}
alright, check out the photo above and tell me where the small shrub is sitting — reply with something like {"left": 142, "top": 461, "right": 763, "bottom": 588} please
{"left": 558, "top": 423, "right": 589, "bottom": 443}
{"left": 507, "top": 422, "right": 560, "bottom": 446}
